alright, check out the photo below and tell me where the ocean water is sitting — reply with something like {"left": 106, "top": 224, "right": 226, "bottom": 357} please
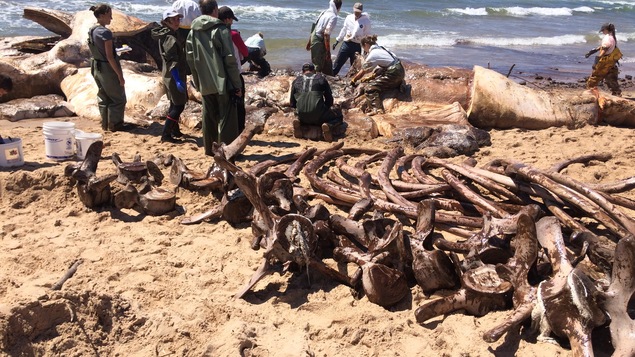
{"left": 2, "top": 0, "right": 634, "bottom": 80}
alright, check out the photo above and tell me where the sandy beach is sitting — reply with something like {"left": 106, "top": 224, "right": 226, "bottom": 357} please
{"left": 1, "top": 74, "right": 635, "bottom": 356}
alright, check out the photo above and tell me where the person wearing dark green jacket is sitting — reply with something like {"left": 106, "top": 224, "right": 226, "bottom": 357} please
{"left": 186, "top": 0, "right": 243, "bottom": 156}
{"left": 151, "top": 9, "right": 188, "bottom": 143}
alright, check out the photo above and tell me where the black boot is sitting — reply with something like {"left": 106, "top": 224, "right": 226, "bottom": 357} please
{"left": 172, "top": 120, "right": 184, "bottom": 138}
{"left": 161, "top": 118, "right": 178, "bottom": 143}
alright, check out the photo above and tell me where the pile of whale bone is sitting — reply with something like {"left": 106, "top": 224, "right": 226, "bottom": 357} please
{"left": 65, "top": 123, "right": 635, "bottom": 355}
{"left": 103, "top": 123, "right": 633, "bottom": 355}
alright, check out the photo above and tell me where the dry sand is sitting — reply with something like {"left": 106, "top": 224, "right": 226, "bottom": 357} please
{"left": 1, "top": 86, "right": 635, "bottom": 356}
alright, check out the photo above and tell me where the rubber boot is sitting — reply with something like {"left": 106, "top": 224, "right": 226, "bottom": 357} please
{"left": 161, "top": 118, "right": 178, "bottom": 143}
{"left": 100, "top": 107, "right": 109, "bottom": 131}
{"left": 172, "top": 120, "right": 184, "bottom": 138}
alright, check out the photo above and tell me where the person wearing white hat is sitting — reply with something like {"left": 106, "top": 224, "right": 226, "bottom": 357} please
{"left": 172, "top": 0, "right": 201, "bottom": 40}
{"left": 332, "top": 2, "right": 371, "bottom": 76}
{"left": 151, "top": 9, "right": 188, "bottom": 142}
{"left": 307, "top": 0, "right": 342, "bottom": 75}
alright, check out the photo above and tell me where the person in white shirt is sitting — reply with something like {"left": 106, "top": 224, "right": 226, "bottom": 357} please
{"left": 350, "top": 35, "right": 405, "bottom": 115}
{"left": 244, "top": 32, "right": 271, "bottom": 77}
{"left": 306, "top": 0, "right": 342, "bottom": 75}
{"left": 172, "top": 0, "right": 202, "bottom": 41}
{"left": 586, "top": 23, "right": 622, "bottom": 96}
{"left": 332, "top": 2, "right": 371, "bottom": 76}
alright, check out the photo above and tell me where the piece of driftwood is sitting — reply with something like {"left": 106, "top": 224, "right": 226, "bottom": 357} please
{"left": 51, "top": 259, "right": 83, "bottom": 290}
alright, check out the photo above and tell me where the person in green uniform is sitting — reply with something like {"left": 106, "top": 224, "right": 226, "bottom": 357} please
{"left": 88, "top": 3, "right": 127, "bottom": 132}
{"left": 306, "top": 0, "right": 342, "bottom": 75}
{"left": 290, "top": 63, "right": 343, "bottom": 142}
{"left": 151, "top": 9, "right": 188, "bottom": 143}
{"left": 186, "top": 0, "right": 243, "bottom": 155}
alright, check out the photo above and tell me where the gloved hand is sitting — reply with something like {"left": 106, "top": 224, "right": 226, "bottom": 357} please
{"left": 585, "top": 48, "right": 599, "bottom": 58}
{"left": 332, "top": 40, "right": 339, "bottom": 51}
{"left": 170, "top": 67, "right": 186, "bottom": 93}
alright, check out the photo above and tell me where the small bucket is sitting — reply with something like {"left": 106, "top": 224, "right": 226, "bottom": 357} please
{"left": 43, "top": 121, "right": 75, "bottom": 160}
{"left": 75, "top": 130, "right": 103, "bottom": 160}
{"left": 0, "top": 137, "right": 24, "bottom": 167}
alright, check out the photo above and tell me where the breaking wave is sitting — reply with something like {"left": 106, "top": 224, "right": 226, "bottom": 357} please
{"left": 381, "top": 33, "right": 587, "bottom": 48}
{"left": 447, "top": 6, "right": 595, "bottom": 17}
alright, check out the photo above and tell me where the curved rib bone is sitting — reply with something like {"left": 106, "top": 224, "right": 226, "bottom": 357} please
{"left": 377, "top": 147, "right": 416, "bottom": 209}
{"left": 548, "top": 152, "right": 612, "bottom": 173}
{"left": 506, "top": 162, "right": 632, "bottom": 239}
{"left": 590, "top": 177, "right": 635, "bottom": 194}
{"left": 426, "top": 156, "right": 524, "bottom": 204}
{"left": 541, "top": 169, "right": 635, "bottom": 236}
{"left": 306, "top": 149, "right": 484, "bottom": 228}
{"left": 411, "top": 156, "right": 445, "bottom": 185}
{"left": 219, "top": 121, "right": 264, "bottom": 160}
{"left": 441, "top": 169, "right": 509, "bottom": 218}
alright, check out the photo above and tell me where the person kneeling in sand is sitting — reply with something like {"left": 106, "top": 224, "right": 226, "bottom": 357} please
{"left": 290, "top": 63, "right": 343, "bottom": 142}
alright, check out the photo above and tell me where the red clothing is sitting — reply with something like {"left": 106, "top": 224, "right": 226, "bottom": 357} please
{"left": 231, "top": 30, "right": 249, "bottom": 57}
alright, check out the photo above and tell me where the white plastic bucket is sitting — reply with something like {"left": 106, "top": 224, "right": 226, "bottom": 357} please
{"left": 0, "top": 137, "right": 24, "bottom": 167}
{"left": 43, "top": 121, "right": 75, "bottom": 160}
{"left": 75, "top": 130, "right": 103, "bottom": 160}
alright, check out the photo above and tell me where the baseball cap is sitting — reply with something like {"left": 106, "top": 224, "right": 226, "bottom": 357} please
{"left": 218, "top": 6, "right": 239, "bottom": 21}
{"left": 302, "top": 63, "right": 315, "bottom": 71}
{"left": 162, "top": 10, "right": 183, "bottom": 21}
{"left": 353, "top": 3, "right": 363, "bottom": 12}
